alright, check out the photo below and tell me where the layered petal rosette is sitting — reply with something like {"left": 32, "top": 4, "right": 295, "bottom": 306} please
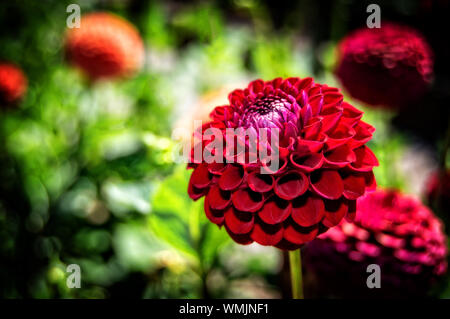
{"left": 336, "top": 23, "right": 433, "bottom": 109}
{"left": 303, "top": 189, "right": 448, "bottom": 297}
{"left": 65, "top": 12, "right": 144, "bottom": 80}
{"left": 0, "top": 62, "right": 27, "bottom": 105}
{"left": 187, "top": 78, "right": 378, "bottom": 249}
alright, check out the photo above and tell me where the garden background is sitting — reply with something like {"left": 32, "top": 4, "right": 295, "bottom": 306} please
{"left": 0, "top": 0, "right": 449, "bottom": 298}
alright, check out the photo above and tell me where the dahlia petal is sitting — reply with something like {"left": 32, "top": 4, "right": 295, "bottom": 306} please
{"left": 310, "top": 170, "right": 344, "bottom": 200}
{"left": 344, "top": 203, "right": 357, "bottom": 222}
{"left": 324, "top": 144, "right": 356, "bottom": 167}
{"left": 323, "top": 92, "right": 343, "bottom": 108}
{"left": 363, "top": 171, "right": 377, "bottom": 191}
{"left": 322, "top": 199, "right": 348, "bottom": 227}
{"left": 284, "top": 122, "right": 298, "bottom": 140}
{"left": 271, "top": 77, "right": 283, "bottom": 89}
{"left": 247, "top": 172, "right": 274, "bottom": 193}
{"left": 360, "top": 120, "right": 375, "bottom": 134}
{"left": 349, "top": 145, "right": 379, "bottom": 171}
{"left": 321, "top": 226, "right": 346, "bottom": 242}
{"left": 281, "top": 79, "right": 298, "bottom": 96}
{"left": 275, "top": 239, "right": 300, "bottom": 251}
{"left": 286, "top": 77, "right": 301, "bottom": 86}
{"left": 322, "top": 86, "right": 340, "bottom": 93}
{"left": 208, "top": 162, "right": 227, "bottom": 175}
{"left": 207, "top": 185, "right": 231, "bottom": 210}
{"left": 402, "top": 264, "right": 423, "bottom": 275}
{"left": 321, "top": 109, "right": 342, "bottom": 133}
{"left": 290, "top": 152, "right": 324, "bottom": 172}
{"left": 355, "top": 242, "right": 381, "bottom": 257}
{"left": 251, "top": 219, "right": 284, "bottom": 246}
{"left": 342, "top": 174, "right": 366, "bottom": 200}
{"left": 348, "top": 251, "right": 365, "bottom": 262}
{"left": 376, "top": 233, "right": 405, "bottom": 249}
{"left": 228, "top": 89, "right": 245, "bottom": 106}
{"left": 190, "top": 163, "right": 212, "bottom": 188}
{"left": 297, "top": 77, "right": 314, "bottom": 91}
{"left": 279, "top": 137, "right": 296, "bottom": 159}
{"left": 301, "top": 102, "right": 313, "bottom": 126}
{"left": 210, "top": 105, "right": 226, "bottom": 121}
{"left": 224, "top": 208, "right": 254, "bottom": 234}
{"left": 274, "top": 171, "right": 308, "bottom": 200}
{"left": 261, "top": 157, "right": 288, "bottom": 175}
{"left": 343, "top": 221, "right": 370, "bottom": 240}
{"left": 219, "top": 165, "right": 244, "bottom": 190}
{"left": 434, "top": 263, "right": 447, "bottom": 276}
{"left": 291, "top": 195, "right": 325, "bottom": 227}
{"left": 303, "top": 118, "right": 322, "bottom": 140}
{"left": 204, "top": 197, "right": 226, "bottom": 225}
{"left": 231, "top": 188, "right": 264, "bottom": 212}
{"left": 258, "top": 196, "right": 291, "bottom": 224}
{"left": 308, "top": 86, "right": 322, "bottom": 96}
{"left": 295, "top": 137, "right": 324, "bottom": 157}
{"left": 188, "top": 179, "right": 208, "bottom": 200}
{"left": 348, "top": 122, "right": 373, "bottom": 149}
{"left": 283, "top": 220, "right": 319, "bottom": 245}
{"left": 324, "top": 124, "right": 355, "bottom": 150}
{"left": 308, "top": 94, "right": 324, "bottom": 115}
{"left": 249, "top": 79, "right": 265, "bottom": 94}
{"left": 394, "top": 249, "right": 419, "bottom": 263}
{"left": 342, "top": 102, "right": 363, "bottom": 121}
{"left": 225, "top": 226, "right": 253, "bottom": 245}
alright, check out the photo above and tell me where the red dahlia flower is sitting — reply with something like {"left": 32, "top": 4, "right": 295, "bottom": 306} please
{"left": 0, "top": 62, "right": 27, "bottom": 105}
{"left": 303, "top": 189, "right": 448, "bottom": 297}
{"left": 336, "top": 23, "right": 433, "bottom": 109}
{"left": 187, "top": 78, "right": 378, "bottom": 250}
{"left": 65, "top": 12, "right": 144, "bottom": 80}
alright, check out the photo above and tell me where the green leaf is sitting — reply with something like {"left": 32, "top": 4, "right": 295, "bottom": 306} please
{"left": 148, "top": 165, "right": 230, "bottom": 269}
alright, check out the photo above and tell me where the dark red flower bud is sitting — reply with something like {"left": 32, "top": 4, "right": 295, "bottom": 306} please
{"left": 336, "top": 23, "right": 433, "bottom": 109}
{"left": 187, "top": 78, "right": 378, "bottom": 250}
{"left": 65, "top": 12, "right": 144, "bottom": 80}
{"left": 304, "top": 189, "right": 448, "bottom": 297}
{"left": 0, "top": 62, "right": 27, "bottom": 105}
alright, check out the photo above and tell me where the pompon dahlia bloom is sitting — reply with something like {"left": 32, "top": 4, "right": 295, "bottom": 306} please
{"left": 187, "top": 78, "right": 378, "bottom": 250}
{"left": 303, "top": 189, "right": 448, "bottom": 297}
{"left": 336, "top": 23, "right": 433, "bottom": 108}
{"left": 0, "top": 62, "right": 27, "bottom": 105}
{"left": 65, "top": 12, "right": 144, "bottom": 80}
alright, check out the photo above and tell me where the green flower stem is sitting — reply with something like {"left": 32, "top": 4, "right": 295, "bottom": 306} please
{"left": 289, "top": 249, "right": 304, "bottom": 299}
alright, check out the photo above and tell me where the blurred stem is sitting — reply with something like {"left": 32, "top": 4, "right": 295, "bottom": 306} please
{"left": 200, "top": 269, "right": 210, "bottom": 299}
{"left": 289, "top": 249, "right": 304, "bottom": 299}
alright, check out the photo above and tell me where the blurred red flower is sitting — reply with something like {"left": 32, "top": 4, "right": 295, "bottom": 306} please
{"left": 65, "top": 12, "right": 144, "bottom": 80}
{"left": 304, "top": 189, "right": 448, "bottom": 297}
{"left": 0, "top": 62, "right": 27, "bottom": 105}
{"left": 336, "top": 23, "right": 433, "bottom": 109}
{"left": 187, "top": 78, "right": 378, "bottom": 249}
{"left": 427, "top": 170, "right": 450, "bottom": 214}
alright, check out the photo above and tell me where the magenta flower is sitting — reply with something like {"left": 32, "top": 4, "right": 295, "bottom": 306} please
{"left": 304, "top": 189, "right": 448, "bottom": 297}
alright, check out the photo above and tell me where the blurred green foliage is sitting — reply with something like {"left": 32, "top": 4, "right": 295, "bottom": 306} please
{"left": 0, "top": 0, "right": 448, "bottom": 299}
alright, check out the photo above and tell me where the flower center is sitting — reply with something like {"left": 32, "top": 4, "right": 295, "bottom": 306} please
{"left": 241, "top": 96, "right": 292, "bottom": 129}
